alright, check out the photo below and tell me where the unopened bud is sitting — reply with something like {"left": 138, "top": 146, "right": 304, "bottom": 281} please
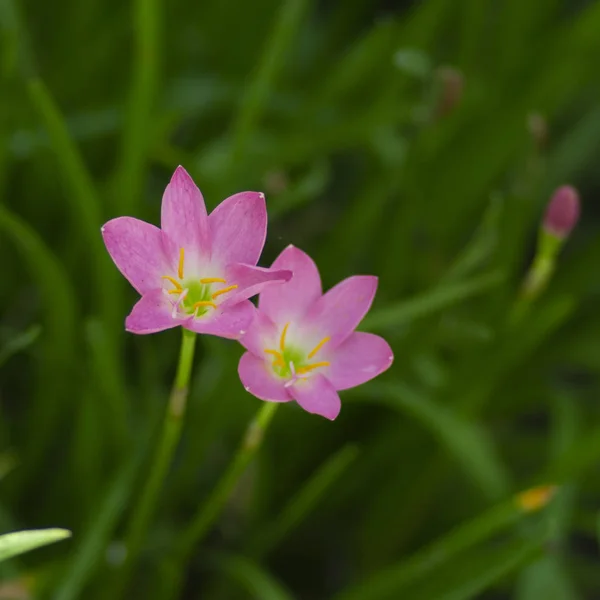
{"left": 543, "top": 185, "right": 580, "bottom": 240}
{"left": 434, "top": 66, "right": 464, "bottom": 118}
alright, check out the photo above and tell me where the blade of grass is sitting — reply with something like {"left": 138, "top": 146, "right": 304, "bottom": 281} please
{"left": 0, "top": 529, "right": 71, "bottom": 563}
{"left": 0, "top": 206, "right": 78, "bottom": 482}
{"left": 335, "top": 487, "right": 554, "bottom": 600}
{"left": 251, "top": 444, "right": 359, "bottom": 557}
{"left": 113, "top": 0, "right": 161, "bottom": 215}
{"left": 211, "top": 554, "right": 295, "bottom": 600}
{"left": 229, "top": 0, "right": 312, "bottom": 167}
{"left": 362, "top": 271, "right": 504, "bottom": 332}
{"left": 356, "top": 381, "right": 510, "bottom": 499}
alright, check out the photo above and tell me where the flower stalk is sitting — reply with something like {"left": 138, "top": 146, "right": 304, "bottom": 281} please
{"left": 114, "top": 328, "right": 197, "bottom": 596}
{"left": 164, "top": 402, "right": 279, "bottom": 598}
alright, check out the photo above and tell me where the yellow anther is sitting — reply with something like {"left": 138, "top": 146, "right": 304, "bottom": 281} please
{"left": 212, "top": 285, "right": 238, "bottom": 300}
{"left": 162, "top": 275, "right": 182, "bottom": 290}
{"left": 280, "top": 323, "right": 290, "bottom": 352}
{"left": 264, "top": 349, "right": 285, "bottom": 368}
{"left": 200, "top": 278, "right": 227, "bottom": 284}
{"left": 193, "top": 301, "right": 217, "bottom": 310}
{"left": 168, "top": 289, "right": 183, "bottom": 295}
{"left": 296, "top": 361, "right": 330, "bottom": 374}
{"left": 308, "top": 336, "right": 331, "bottom": 359}
{"left": 178, "top": 248, "right": 185, "bottom": 279}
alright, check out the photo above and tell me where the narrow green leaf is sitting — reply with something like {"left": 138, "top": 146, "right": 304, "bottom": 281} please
{"left": 363, "top": 271, "right": 504, "bottom": 331}
{"left": 335, "top": 490, "right": 552, "bottom": 600}
{"left": 212, "top": 554, "right": 295, "bottom": 600}
{"left": 0, "top": 324, "right": 41, "bottom": 368}
{"left": 0, "top": 529, "right": 71, "bottom": 562}
{"left": 360, "top": 382, "right": 510, "bottom": 499}
{"left": 516, "top": 556, "right": 580, "bottom": 600}
{"left": 114, "top": 0, "right": 161, "bottom": 214}
{"left": 53, "top": 433, "right": 150, "bottom": 600}
{"left": 230, "top": 0, "right": 312, "bottom": 165}
{"left": 252, "top": 444, "right": 359, "bottom": 556}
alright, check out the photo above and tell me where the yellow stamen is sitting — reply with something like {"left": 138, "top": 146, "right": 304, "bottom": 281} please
{"left": 264, "top": 349, "right": 285, "bottom": 368}
{"left": 280, "top": 323, "right": 290, "bottom": 352}
{"left": 193, "top": 301, "right": 217, "bottom": 310}
{"left": 308, "top": 336, "right": 331, "bottom": 359}
{"left": 200, "top": 277, "right": 227, "bottom": 284}
{"left": 516, "top": 484, "right": 557, "bottom": 513}
{"left": 162, "top": 275, "right": 182, "bottom": 290}
{"left": 296, "top": 361, "right": 330, "bottom": 374}
{"left": 168, "top": 289, "right": 183, "bottom": 295}
{"left": 178, "top": 248, "right": 185, "bottom": 279}
{"left": 212, "top": 285, "right": 238, "bottom": 300}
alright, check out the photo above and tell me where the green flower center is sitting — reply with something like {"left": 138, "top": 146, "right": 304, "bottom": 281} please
{"left": 160, "top": 248, "right": 238, "bottom": 318}
{"left": 264, "top": 323, "right": 332, "bottom": 381}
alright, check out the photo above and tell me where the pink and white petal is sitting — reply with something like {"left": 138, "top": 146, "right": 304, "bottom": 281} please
{"left": 303, "top": 275, "right": 378, "bottom": 348}
{"left": 209, "top": 191, "right": 267, "bottom": 265}
{"left": 327, "top": 332, "right": 394, "bottom": 390}
{"left": 259, "top": 245, "right": 322, "bottom": 323}
{"left": 221, "top": 263, "right": 292, "bottom": 306}
{"left": 125, "top": 289, "right": 188, "bottom": 334}
{"left": 238, "top": 352, "right": 291, "bottom": 402}
{"left": 102, "top": 217, "right": 170, "bottom": 295}
{"left": 185, "top": 300, "right": 255, "bottom": 340}
{"left": 239, "top": 308, "right": 279, "bottom": 356}
{"left": 288, "top": 374, "right": 341, "bottom": 421}
{"left": 161, "top": 166, "right": 210, "bottom": 263}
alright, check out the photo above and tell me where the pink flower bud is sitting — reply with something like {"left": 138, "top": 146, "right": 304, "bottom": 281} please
{"left": 543, "top": 185, "right": 580, "bottom": 239}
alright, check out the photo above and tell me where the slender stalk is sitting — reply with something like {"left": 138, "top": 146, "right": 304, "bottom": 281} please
{"left": 164, "top": 402, "right": 279, "bottom": 598}
{"left": 114, "top": 328, "right": 197, "bottom": 597}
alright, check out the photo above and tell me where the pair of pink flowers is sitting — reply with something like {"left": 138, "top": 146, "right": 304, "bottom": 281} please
{"left": 102, "top": 167, "right": 393, "bottom": 420}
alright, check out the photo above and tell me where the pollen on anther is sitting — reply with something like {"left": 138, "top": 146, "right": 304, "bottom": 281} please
{"left": 212, "top": 284, "right": 238, "bottom": 300}
{"left": 308, "top": 336, "right": 331, "bottom": 359}
{"left": 280, "top": 323, "right": 290, "bottom": 351}
{"left": 178, "top": 248, "right": 185, "bottom": 279}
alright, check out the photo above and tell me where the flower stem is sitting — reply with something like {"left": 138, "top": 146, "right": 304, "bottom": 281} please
{"left": 164, "top": 401, "right": 279, "bottom": 598}
{"left": 115, "top": 328, "right": 197, "bottom": 597}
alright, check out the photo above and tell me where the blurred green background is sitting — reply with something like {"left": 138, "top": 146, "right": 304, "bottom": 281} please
{"left": 2, "top": 0, "right": 600, "bottom": 598}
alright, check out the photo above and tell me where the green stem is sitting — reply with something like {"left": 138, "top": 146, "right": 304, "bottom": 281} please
{"left": 164, "top": 402, "right": 279, "bottom": 598}
{"left": 115, "top": 328, "right": 197, "bottom": 597}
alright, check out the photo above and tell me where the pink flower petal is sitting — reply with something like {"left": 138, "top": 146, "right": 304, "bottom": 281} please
{"left": 222, "top": 263, "right": 292, "bottom": 306}
{"left": 185, "top": 300, "right": 255, "bottom": 340}
{"left": 259, "top": 245, "right": 322, "bottom": 323}
{"left": 161, "top": 166, "right": 210, "bottom": 264}
{"left": 239, "top": 307, "right": 279, "bottom": 356}
{"left": 288, "top": 374, "right": 341, "bottom": 420}
{"left": 209, "top": 191, "right": 267, "bottom": 265}
{"left": 303, "top": 276, "right": 378, "bottom": 348}
{"left": 102, "top": 217, "right": 170, "bottom": 295}
{"left": 125, "top": 289, "right": 188, "bottom": 334}
{"left": 327, "top": 332, "right": 393, "bottom": 390}
{"left": 238, "top": 352, "right": 291, "bottom": 402}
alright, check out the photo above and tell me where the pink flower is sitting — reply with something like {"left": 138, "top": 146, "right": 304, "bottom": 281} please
{"left": 238, "top": 246, "right": 394, "bottom": 420}
{"left": 102, "top": 166, "right": 291, "bottom": 339}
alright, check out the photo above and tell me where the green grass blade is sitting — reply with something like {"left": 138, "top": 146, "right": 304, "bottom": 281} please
{"left": 113, "top": 0, "right": 161, "bottom": 214}
{"left": 0, "top": 528, "right": 71, "bottom": 562}
{"left": 252, "top": 444, "right": 359, "bottom": 556}
{"left": 363, "top": 271, "right": 504, "bottom": 332}
{"left": 52, "top": 435, "right": 149, "bottom": 600}
{"left": 335, "top": 489, "right": 553, "bottom": 600}
{"left": 229, "top": 0, "right": 312, "bottom": 166}
{"left": 212, "top": 554, "right": 295, "bottom": 600}
{"left": 0, "top": 324, "right": 41, "bottom": 368}
{"left": 359, "top": 382, "right": 509, "bottom": 499}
